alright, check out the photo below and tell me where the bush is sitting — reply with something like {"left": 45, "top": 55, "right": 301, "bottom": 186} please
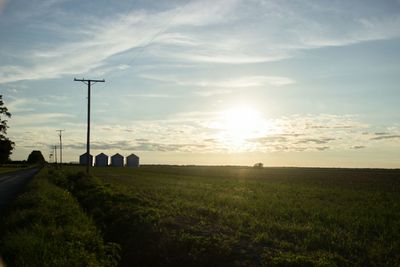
{"left": 253, "top": 162, "right": 263, "bottom": 168}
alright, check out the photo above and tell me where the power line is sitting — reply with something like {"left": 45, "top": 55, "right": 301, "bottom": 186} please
{"left": 74, "top": 78, "right": 105, "bottom": 173}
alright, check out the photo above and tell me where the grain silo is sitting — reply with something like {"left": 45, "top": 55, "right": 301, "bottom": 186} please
{"left": 95, "top": 153, "right": 109, "bottom": 167}
{"left": 126, "top": 153, "right": 139, "bottom": 167}
{"left": 79, "top": 152, "right": 93, "bottom": 166}
{"left": 111, "top": 153, "right": 124, "bottom": 167}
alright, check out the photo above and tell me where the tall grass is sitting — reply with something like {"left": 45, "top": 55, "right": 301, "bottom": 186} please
{"left": 0, "top": 168, "right": 119, "bottom": 267}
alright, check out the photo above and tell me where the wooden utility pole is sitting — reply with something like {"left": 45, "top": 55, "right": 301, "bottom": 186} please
{"left": 74, "top": 78, "right": 105, "bottom": 173}
{"left": 56, "top": 129, "right": 65, "bottom": 166}
{"left": 54, "top": 145, "right": 57, "bottom": 164}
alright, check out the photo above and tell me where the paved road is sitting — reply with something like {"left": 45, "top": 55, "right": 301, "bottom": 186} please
{"left": 0, "top": 168, "right": 40, "bottom": 215}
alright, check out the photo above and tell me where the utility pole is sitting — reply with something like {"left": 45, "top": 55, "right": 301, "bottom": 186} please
{"left": 74, "top": 78, "right": 105, "bottom": 173}
{"left": 56, "top": 129, "right": 65, "bottom": 166}
{"left": 54, "top": 145, "right": 58, "bottom": 164}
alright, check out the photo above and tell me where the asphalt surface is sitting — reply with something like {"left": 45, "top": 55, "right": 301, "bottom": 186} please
{"left": 0, "top": 168, "right": 40, "bottom": 215}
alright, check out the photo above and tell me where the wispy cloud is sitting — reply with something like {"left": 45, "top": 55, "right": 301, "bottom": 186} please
{"left": 10, "top": 112, "right": 74, "bottom": 127}
{"left": 193, "top": 89, "right": 232, "bottom": 97}
{"left": 5, "top": 96, "right": 74, "bottom": 115}
{"left": 351, "top": 146, "right": 366, "bottom": 150}
{"left": 1, "top": 0, "right": 400, "bottom": 83}
{"left": 9, "top": 111, "right": 400, "bottom": 161}
{"left": 246, "top": 115, "right": 370, "bottom": 152}
{"left": 125, "top": 93, "right": 176, "bottom": 98}
{"left": 0, "top": 0, "right": 240, "bottom": 83}
{"left": 0, "top": 0, "right": 6, "bottom": 13}
{"left": 295, "top": 138, "right": 336, "bottom": 145}
{"left": 6, "top": 98, "right": 34, "bottom": 113}
{"left": 141, "top": 74, "right": 295, "bottom": 88}
{"left": 371, "top": 135, "right": 400, "bottom": 140}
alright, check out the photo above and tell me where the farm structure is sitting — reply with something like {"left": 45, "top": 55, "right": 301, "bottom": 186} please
{"left": 111, "top": 153, "right": 124, "bottom": 167}
{"left": 78, "top": 153, "right": 139, "bottom": 167}
{"left": 127, "top": 154, "right": 140, "bottom": 167}
{"left": 79, "top": 153, "right": 93, "bottom": 166}
{"left": 95, "top": 153, "right": 109, "bottom": 167}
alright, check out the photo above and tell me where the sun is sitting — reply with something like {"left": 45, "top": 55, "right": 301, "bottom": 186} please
{"left": 215, "top": 106, "right": 270, "bottom": 151}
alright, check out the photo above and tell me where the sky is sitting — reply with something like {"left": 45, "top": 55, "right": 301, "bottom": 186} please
{"left": 0, "top": 0, "right": 400, "bottom": 167}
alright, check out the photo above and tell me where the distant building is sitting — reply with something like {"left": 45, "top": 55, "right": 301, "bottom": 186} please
{"left": 111, "top": 153, "right": 124, "bottom": 167}
{"left": 95, "top": 153, "right": 109, "bottom": 167}
{"left": 79, "top": 152, "right": 93, "bottom": 166}
{"left": 126, "top": 153, "right": 139, "bottom": 167}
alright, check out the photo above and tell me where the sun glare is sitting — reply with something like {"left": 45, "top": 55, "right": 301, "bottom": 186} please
{"left": 215, "top": 106, "right": 271, "bottom": 151}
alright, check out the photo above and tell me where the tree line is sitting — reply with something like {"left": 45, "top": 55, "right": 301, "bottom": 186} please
{"left": 0, "top": 95, "right": 14, "bottom": 163}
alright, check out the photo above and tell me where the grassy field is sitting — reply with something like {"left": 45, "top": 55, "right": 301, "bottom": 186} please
{"left": 2, "top": 165, "right": 400, "bottom": 266}
{"left": 0, "top": 163, "right": 31, "bottom": 174}
{"left": 64, "top": 165, "right": 400, "bottom": 266}
{"left": 0, "top": 167, "right": 18, "bottom": 174}
{"left": 0, "top": 166, "right": 26, "bottom": 174}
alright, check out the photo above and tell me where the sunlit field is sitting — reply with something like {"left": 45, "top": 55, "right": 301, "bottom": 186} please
{"left": 85, "top": 166, "right": 400, "bottom": 266}
{"left": 1, "top": 165, "right": 399, "bottom": 266}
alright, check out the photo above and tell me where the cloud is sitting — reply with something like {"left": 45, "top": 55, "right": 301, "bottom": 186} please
{"left": 8, "top": 110, "right": 400, "bottom": 162}
{"left": 5, "top": 96, "right": 73, "bottom": 114}
{"left": 65, "top": 139, "right": 208, "bottom": 153}
{"left": 154, "top": 48, "right": 288, "bottom": 64}
{"left": 141, "top": 74, "right": 295, "bottom": 88}
{"left": 249, "top": 136, "right": 289, "bottom": 144}
{"left": 374, "top": 132, "right": 390, "bottom": 136}
{"left": 5, "top": 98, "right": 34, "bottom": 113}
{"left": 351, "top": 146, "right": 366, "bottom": 150}
{"left": 131, "top": 142, "right": 207, "bottom": 153}
{"left": 296, "top": 138, "right": 336, "bottom": 145}
{"left": 245, "top": 114, "right": 371, "bottom": 152}
{"left": 125, "top": 93, "right": 176, "bottom": 98}
{"left": 10, "top": 112, "right": 74, "bottom": 127}
{"left": 0, "top": 0, "right": 240, "bottom": 83}
{"left": 248, "top": 134, "right": 335, "bottom": 152}
{"left": 370, "top": 135, "right": 400, "bottom": 141}
{"left": 193, "top": 89, "right": 232, "bottom": 97}
{"left": 2, "top": 1, "right": 400, "bottom": 83}
{"left": 150, "top": 1, "right": 400, "bottom": 64}
{"left": 0, "top": 0, "right": 6, "bottom": 13}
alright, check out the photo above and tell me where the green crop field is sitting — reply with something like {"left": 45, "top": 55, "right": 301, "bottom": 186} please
{"left": 2, "top": 165, "right": 400, "bottom": 266}
{"left": 86, "top": 166, "right": 400, "bottom": 266}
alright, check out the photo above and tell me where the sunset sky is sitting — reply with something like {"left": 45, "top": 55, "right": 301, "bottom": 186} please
{"left": 1, "top": 0, "right": 399, "bottom": 167}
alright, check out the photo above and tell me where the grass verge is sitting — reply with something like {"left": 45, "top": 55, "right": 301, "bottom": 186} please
{"left": 51, "top": 170, "right": 168, "bottom": 266}
{"left": 0, "top": 168, "right": 119, "bottom": 267}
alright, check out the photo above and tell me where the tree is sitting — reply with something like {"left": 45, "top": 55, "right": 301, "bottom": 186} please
{"left": 27, "top": 150, "right": 45, "bottom": 164}
{"left": 0, "top": 95, "right": 14, "bottom": 163}
{"left": 253, "top": 162, "right": 263, "bottom": 168}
